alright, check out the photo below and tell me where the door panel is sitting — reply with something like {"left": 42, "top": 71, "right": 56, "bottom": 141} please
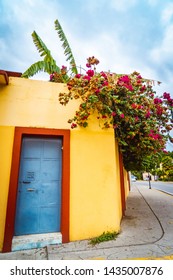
{"left": 23, "top": 139, "right": 42, "bottom": 158}
{"left": 39, "top": 206, "right": 60, "bottom": 232}
{"left": 14, "top": 137, "right": 62, "bottom": 235}
{"left": 42, "top": 160, "right": 61, "bottom": 180}
{"left": 43, "top": 140, "right": 62, "bottom": 158}
{"left": 22, "top": 159, "right": 40, "bottom": 183}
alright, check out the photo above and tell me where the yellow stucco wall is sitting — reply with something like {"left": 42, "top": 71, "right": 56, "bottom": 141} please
{"left": 70, "top": 130, "right": 122, "bottom": 240}
{"left": 0, "top": 77, "right": 122, "bottom": 250}
{"left": 0, "top": 78, "right": 76, "bottom": 129}
{"left": 0, "top": 126, "right": 14, "bottom": 250}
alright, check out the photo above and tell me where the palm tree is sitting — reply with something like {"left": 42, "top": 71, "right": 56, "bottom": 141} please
{"left": 22, "top": 19, "right": 78, "bottom": 79}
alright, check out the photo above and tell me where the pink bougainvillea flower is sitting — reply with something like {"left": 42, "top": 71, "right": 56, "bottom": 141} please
{"left": 150, "top": 93, "right": 154, "bottom": 98}
{"left": 83, "top": 75, "right": 91, "bottom": 81}
{"left": 95, "top": 89, "right": 100, "bottom": 94}
{"left": 138, "top": 105, "right": 143, "bottom": 109}
{"left": 117, "top": 75, "right": 134, "bottom": 91}
{"left": 50, "top": 73, "right": 54, "bottom": 80}
{"left": 125, "top": 84, "right": 134, "bottom": 91}
{"left": 86, "top": 69, "right": 94, "bottom": 77}
{"left": 163, "top": 92, "right": 170, "bottom": 99}
{"left": 156, "top": 106, "right": 163, "bottom": 116}
{"left": 154, "top": 98, "right": 162, "bottom": 104}
{"left": 137, "top": 75, "right": 142, "bottom": 79}
{"left": 120, "top": 113, "right": 125, "bottom": 118}
{"left": 100, "top": 71, "right": 107, "bottom": 79}
{"left": 71, "top": 123, "right": 77, "bottom": 129}
{"left": 75, "top": 74, "right": 82, "bottom": 78}
{"left": 118, "top": 75, "right": 130, "bottom": 83}
{"left": 168, "top": 98, "right": 173, "bottom": 106}
{"left": 111, "top": 112, "right": 116, "bottom": 117}
{"left": 140, "top": 85, "right": 146, "bottom": 92}
{"left": 145, "top": 111, "right": 151, "bottom": 118}
{"left": 61, "top": 65, "right": 67, "bottom": 75}
{"left": 102, "top": 80, "right": 109, "bottom": 86}
{"left": 86, "top": 63, "right": 91, "bottom": 68}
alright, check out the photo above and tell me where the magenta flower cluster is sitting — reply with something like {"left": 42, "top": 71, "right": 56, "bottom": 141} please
{"left": 57, "top": 56, "right": 173, "bottom": 170}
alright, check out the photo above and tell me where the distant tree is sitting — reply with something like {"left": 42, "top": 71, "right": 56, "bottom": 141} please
{"left": 142, "top": 153, "right": 161, "bottom": 174}
{"left": 145, "top": 151, "right": 173, "bottom": 181}
{"left": 159, "top": 153, "right": 173, "bottom": 181}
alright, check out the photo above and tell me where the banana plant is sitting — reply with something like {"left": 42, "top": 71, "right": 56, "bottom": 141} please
{"left": 54, "top": 19, "right": 78, "bottom": 75}
{"left": 22, "top": 19, "right": 78, "bottom": 79}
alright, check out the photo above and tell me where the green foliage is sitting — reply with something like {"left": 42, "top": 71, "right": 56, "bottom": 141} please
{"left": 132, "top": 171, "right": 143, "bottom": 180}
{"left": 32, "top": 31, "right": 52, "bottom": 58}
{"left": 54, "top": 19, "right": 78, "bottom": 74}
{"left": 141, "top": 153, "right": 161, "bottom": 172}
{"left": 22, "top": 18, "right": 173, "bottom": 173}
{"left": 89, "top": 231, "right": 119, "bottom": 245}
{"left": 159, "top": 153, "right": 173, "bottom": 181}
{"left": 169, "top": 151, "right": 173, "bottom": 159}
{"left": 22, "top": 19, "right": 78, "bottom": 78}
{"left": 22, "top": 31, "right": 59, "bottom": 78}
{"left": 58, "top": 57, "right": 173, "bottom": 171}
{"left": 22, "top": 60, "right": 60, "bottom": 78}
{"left": 142, "top": 151, "right": 173, "bottom": 181}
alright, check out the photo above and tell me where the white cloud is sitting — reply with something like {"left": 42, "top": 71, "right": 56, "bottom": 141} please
{"left": 147, "top": 0, "right": 158, "bottom": 7}
{"left": 0, "top": 0, "right": 63, "bottom": 72}
{"left": 110, "top": 0, "right": 137, "bottom": 12}
{"left": 79, "top": 0, "right": 107, "bottom": 13}
{"left": 68, "top": 29, "right": 156, "bottom": 81}
{"left": 150, "top": 24, "right": 173, "bottom": 63}
{"left": 161, "top": 2, "right": 173, "bottom": 25}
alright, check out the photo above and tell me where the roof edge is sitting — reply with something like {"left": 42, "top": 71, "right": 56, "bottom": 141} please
{"left": 0, "top": 70, "right": 22, "bottom": 86}
{"left": 0, "top": 70, "right": 9, "bottom": 85}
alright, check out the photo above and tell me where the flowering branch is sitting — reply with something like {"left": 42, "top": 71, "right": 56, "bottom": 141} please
{"left": 52, "top": 57, "right": 173, "bottom": 170}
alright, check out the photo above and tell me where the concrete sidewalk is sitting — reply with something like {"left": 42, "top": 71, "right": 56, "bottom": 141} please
{"left": 1, "top": 182, "right": 173, "bottom": 260}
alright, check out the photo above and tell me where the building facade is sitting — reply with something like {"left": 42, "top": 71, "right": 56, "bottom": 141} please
{"left": 0, "top": 73, "right": 129, "bottom": 252}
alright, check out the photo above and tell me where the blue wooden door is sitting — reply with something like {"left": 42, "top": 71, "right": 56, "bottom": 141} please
{"left": 14, "top": 137, "right": 62, "bottom": 235}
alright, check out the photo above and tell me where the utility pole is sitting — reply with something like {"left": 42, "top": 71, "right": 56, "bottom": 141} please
{"left": 148, "top": 172, "right": 151, "bottom": 189}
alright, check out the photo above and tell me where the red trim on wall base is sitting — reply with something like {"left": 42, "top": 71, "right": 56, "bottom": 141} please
{"left": 127, "top": 171, "right": 131, "bottom": 191}
{"left": 119, "top": 151, "right": 126, "bottom": 216}
{"left": 2, "top": 127, "right": 70, "bottom": 252}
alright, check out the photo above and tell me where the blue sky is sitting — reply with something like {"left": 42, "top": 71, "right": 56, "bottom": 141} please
{"left": 0, "top": 0, "right": 173, "bottom": 149}
{"left": 0, "top": 0, "right": 173, "bottom": 85}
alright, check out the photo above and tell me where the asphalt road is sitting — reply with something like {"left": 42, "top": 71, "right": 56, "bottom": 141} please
{"left": 133, "top": 180, "right": 173, "bottom": 195}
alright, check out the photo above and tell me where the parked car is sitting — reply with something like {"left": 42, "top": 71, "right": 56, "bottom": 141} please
{"left": 131, "top": 175, "right": 137, "bottom": 182}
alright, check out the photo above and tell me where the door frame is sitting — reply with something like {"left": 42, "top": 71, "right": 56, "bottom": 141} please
{"left": 3, "top": 127, "right": 70, "bottom": 252}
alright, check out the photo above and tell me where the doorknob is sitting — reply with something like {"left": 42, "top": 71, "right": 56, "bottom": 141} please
{"left": 27, "top": 188, "right": 35, "bottom": 192}
{"left": 23, "top": 181, "right": 31, "bottom": 184}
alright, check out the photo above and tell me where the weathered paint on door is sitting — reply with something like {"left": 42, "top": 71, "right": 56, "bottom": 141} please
{"left": 14, "top": 137, "right": 62, "bottom": 235}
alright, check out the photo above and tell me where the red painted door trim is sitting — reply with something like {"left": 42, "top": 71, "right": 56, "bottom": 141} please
{"left": 119, "top": 151, "right": 126, "bottom": 216}
{"left": 3, "top": 127, "right": 70, "bottom": 252}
